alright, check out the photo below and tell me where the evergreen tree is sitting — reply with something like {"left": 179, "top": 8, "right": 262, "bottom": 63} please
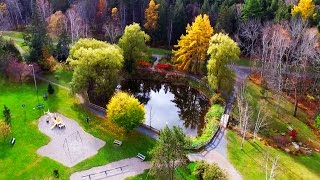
{"left": 274, "top": 0, "right": 291, "bottom": 22}
{"left": 242, "top": 0, "right": 278, "bottom": 20}
{"left": 55, "top": 30, "right": 71, "bottom": 62}
{"left": 156, "top": 0, "right": 169, "bottom": 43}
{"left": 3, "top": 105, "right": 10, "bottom": 125}
{"left": 48, "top": 83, "right": 55, "bottom": 94}
{"left": 24, "top": 0, "right": 52, "bottom": 64}
{"left": 242, "top": 0, "right": 265, "bottom": 20}
{"left": 201, "top": 0, "right": 210, "bottom": 14}
{"left": 149, "top": 126, "right": 189, "bottom": 180}
{"left": 215, "top": 4, "right": 236, "bottom": 34}
{"left": 172, "top": 0, "right": 187, "bottom": 44}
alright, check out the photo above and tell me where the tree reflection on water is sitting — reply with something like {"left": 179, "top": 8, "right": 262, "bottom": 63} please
{"left": 119, "top": 79, "right": 210, "bottom": 136}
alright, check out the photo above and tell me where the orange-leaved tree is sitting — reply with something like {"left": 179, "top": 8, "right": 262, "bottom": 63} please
{"left": 172, "top": 14, "right": 214, "bottom": 75}
{"left": 96, "top": 0, "right": 105, "bottom": 18}
{"left": 144, "top": 0, "right": 160, "bottom": 31}
{"left": 291, "top": 0, "right": 315, "bottom": 20}
{"left": 47, "top": 11, "right": 66, "bottom": 37}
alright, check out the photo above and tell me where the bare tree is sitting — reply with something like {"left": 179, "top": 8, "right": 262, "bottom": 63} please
{"left": 66, "top": 5, "right": 87, "bottom": 43}
{"left": 284, "top": 18, "right": 319, "bottom": 116}
{"left": 284, "top": 0, "right": 298, "bottom": 5}
{"left": 166, "top": 6, "right": 174, "bottom": 46}
{"left": 236, "top": 18, "right": 262, "bottom": 58}
{"left": 119, "top": 0, "right": 126, "bottom": 31}
{"left": 5, "top": 0, "right": 24, "bottom": 27}
{"left": 265, "top": 153, "right": 280, "bottom": 180}
{"left": 36, "top": 0, "right": 52, "bottom": 20}
{"left": 253, "top": 101, "right": 268, "bottom": 141}
{"left": 260, "top": 23, "right": 291, "bottom": 113}
{"left": 0, "top": 3, "right": 11, "bottom": 30}
{"left": 236, "top": 83, "right": 251, "bottom": 149}
{"left": 103, "top": 8, "right": 122, "bottom": 44}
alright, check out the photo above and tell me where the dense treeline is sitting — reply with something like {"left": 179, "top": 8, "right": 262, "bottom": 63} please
{"left": 1, "top": 0, "right": 319, "bottom": 46}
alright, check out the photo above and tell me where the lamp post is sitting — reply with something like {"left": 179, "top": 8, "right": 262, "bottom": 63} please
{"left": 22, "top": 104, "right": 26, "bottom": 121}
{"left": 29, "top": 64, "right": 40, "bottom": 106}
{"left": 149, "top": 106, "right": 152, "bottom": 129}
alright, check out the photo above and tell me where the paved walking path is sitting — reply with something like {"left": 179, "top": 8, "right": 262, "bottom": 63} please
{"left": 188, "top": 65, "right": 252, "bottom": 180}
{"left": 151, "top": 54, "right": 164, "bottom": 69}
{"left": 70, "top": 157, "right": 150, "bottom": 180}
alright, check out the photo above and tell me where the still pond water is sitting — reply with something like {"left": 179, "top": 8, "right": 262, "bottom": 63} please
{"left": 118, "top": 79, "right": 210, "bottom": 136}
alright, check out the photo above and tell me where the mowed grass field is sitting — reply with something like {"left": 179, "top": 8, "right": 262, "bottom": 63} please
{"left": 227, "top": 130, "right": 320, "bottom": 180}
{"left": 0, "top": 77, "right": 155, "bottom": 179}
{"left": 229, "top": 80, "right": 320, "bottom": 179}
{"left": 245, "top": 81, "right": 320, "bottom": 149}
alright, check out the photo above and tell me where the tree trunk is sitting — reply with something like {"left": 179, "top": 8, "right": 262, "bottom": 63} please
{"left": 293, "top": 86, "right": 298, "bottom": 117}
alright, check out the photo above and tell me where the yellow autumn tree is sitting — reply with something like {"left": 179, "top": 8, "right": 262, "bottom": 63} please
{"left": 112, "top": 7, "right": 119, "bottom": 19}
{"left": 173, "top": 14, "right": 214, "bottom": 74}
{"left": 0, "top": 3, "right": 7, "bottom": 14}
{"left": 144, "top": 0, "right": 160, "bottom": 30}
{"left": 291, "top": 0, "right": 315, "bottom": 20}
{"left": 107, "top": 91, "right": 145, "bottom": 132}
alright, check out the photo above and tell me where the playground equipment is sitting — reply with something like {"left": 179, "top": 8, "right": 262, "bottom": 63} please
{"left": 63, "top": 131, "right": 83, "bottom": 163}
{"left": 44, "top": 110, "right": 66, "bottom": 129}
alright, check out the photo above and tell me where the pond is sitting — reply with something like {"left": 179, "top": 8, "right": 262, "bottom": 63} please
{"left": 118, "top": 79, "right": 210, "bottom": 136}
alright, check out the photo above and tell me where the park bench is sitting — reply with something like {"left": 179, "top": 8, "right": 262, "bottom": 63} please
{"left": 113, "top": 139, "right": 122, "bottom": 146}
{"left": 10, "top": 137, "right": 15, "bottom": 145}
{"left": 136, "top": 153, "right": 146, "bottom": 161}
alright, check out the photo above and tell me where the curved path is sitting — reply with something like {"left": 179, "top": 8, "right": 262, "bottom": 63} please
{"left": 188, "top": 65, "right": 252, "bottom": 180}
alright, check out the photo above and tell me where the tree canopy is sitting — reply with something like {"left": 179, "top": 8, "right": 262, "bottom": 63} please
{"left": 55, "top": 30, "right": 71, "bottom": 61}
{"left": 118, "top": 23, "right": 151, "bottom": 73}
{"left": 24, "top": 0, "right": 52, "bottom": 65}
{"left": 68, "top": 38, "right": 124, "bottom": 101}
{"left": 292, "top": 0, "right": 315, "bottom": 20}
{"left": 144, "top": 0, "right": 160, "bottom": 31}
{"left": 173, "top": 14, "right": 214, "bottom": 75}
{"left": 150, "top": 126, "right": 189, "bottom": 180}
{"left": 106, "top": 91, "right": 145, "bottom": 132}
{"left": 207, "top": 33, "right": 240, "bottom": 92}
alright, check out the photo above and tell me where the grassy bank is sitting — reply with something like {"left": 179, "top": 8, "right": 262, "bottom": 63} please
{"left": 42, "top": 65, "right": 73, "bottom": 87}
{"left": 244, "top": 81, "right": 320, "bottom": 148}
{"left": 125, "top": 162, "right": 198, "bottom": 180}
{"left": 150, "top": 48, "right": 171, "bottom": 55}
{"left": 227, "top": 130, "right": 320, "bottom": 179}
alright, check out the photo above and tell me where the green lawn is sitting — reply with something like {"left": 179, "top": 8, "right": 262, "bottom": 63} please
{"left": 227, "top": 130, "right": 320, "bottom": 180}
{"left": 0, "top": 31, "right": 24, "bottom": 39}
{"left": 150, "top": 48, "right": 171, "bottom": 55}
{"left": 125, "top": 162, "right": 198, "bottom": 180}
{"left": 1, "top": 31, "right": 28, "bottom": 55}
{"left": 244, "top": 81, "right": 320, "bottom": 149}
{"left": 0, "top": 77, "right": 155, "bottom": 179}
{"left": 42, "top": 65, "right": 74, "bottom": 87}
{"left": 234, "top": 57, "right": 253, "bottom": 67}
